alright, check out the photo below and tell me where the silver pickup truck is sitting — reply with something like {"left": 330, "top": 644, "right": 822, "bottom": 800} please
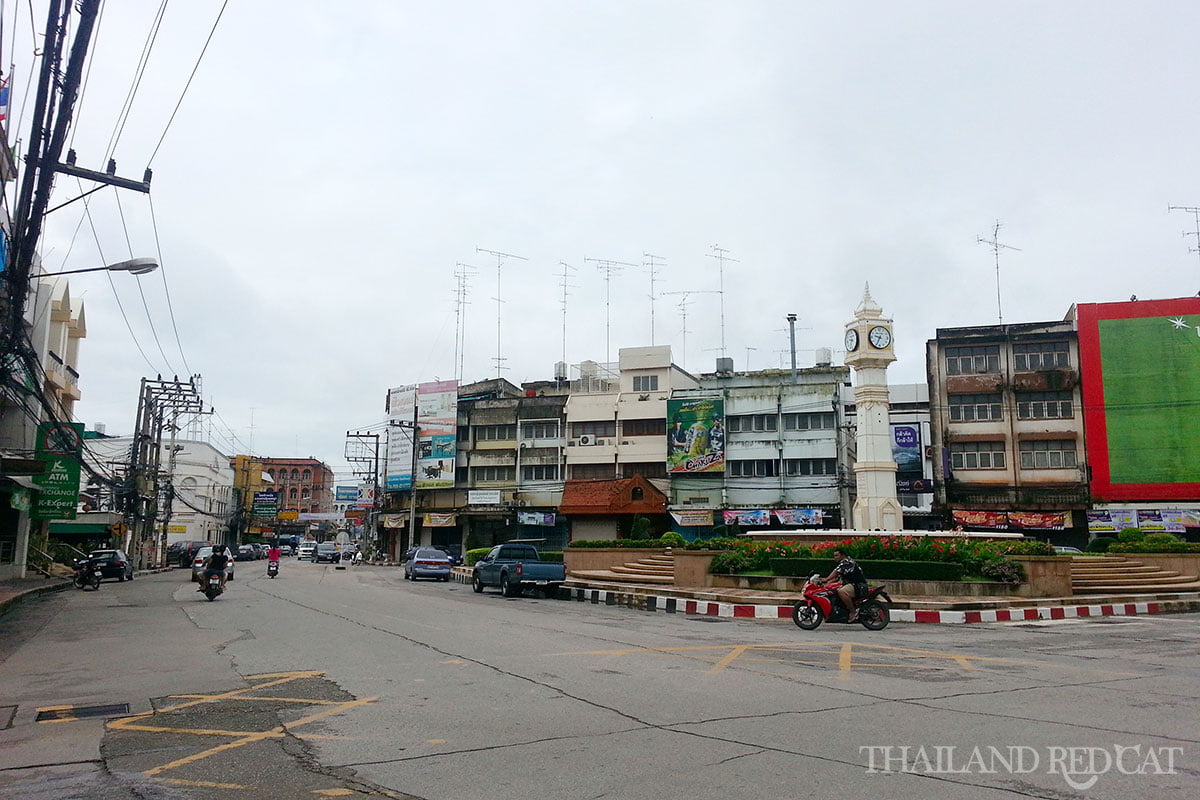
{"left": 471, "top": 544, "right": 565, "bottom": 597}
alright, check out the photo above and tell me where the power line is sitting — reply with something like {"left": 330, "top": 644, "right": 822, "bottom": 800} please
{"left": 147, "top": 192, "right": 192, "bottom": 375}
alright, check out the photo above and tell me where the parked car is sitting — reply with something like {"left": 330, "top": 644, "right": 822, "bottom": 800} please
{"left": 279, "top": 545, "right": 293, "bottom": 556}
{"left": 1054, "top": 546, "right": 1084, "bottom": 555}
{"left": 166, "top": 540, "right": 212, "bottom": 568}
{"left": 312, "top": 542, "right": 341, "bottom": 563}
{"left": 235, "top": 544, "right": 256, "bottom": 562}
{"left": 190, "top": 546, "right": 236, "bottom": 583}
{"left": 249, "top": 543, "right": 266, "bottom": 559}
{"left": 88, "top": 549, "right": 134, "bottom": 581}
{"left": 404, "top": 547, "right": 452, "bottom": 581}
{"left": 297, "top": 541, "right": 317, "bottom": 559}
{"left": 471, "top": 544, "right": 565, "bottom": 597}
{"left": 436, "top": 546, "right": 464, "bottom": 566}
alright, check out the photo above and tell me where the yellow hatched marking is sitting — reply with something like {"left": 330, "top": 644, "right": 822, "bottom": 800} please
{"left": 837, "top": 643, "right": 854, "bottom": 679}
{"left": 706, "top": 645, "right": 749, "bottom": 675}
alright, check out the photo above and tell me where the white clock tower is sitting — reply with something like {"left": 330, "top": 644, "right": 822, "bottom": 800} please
{"left": 844, "top": 284, "right": 904, "bottom": 531}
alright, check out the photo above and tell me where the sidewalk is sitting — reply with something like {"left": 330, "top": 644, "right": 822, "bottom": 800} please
{"left": 0, "top": 567, "right": 175, "bottom": 617}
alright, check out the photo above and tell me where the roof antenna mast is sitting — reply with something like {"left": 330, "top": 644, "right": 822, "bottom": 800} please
{"left": 976, "top": 220, "right": 1020, "bottom": 325}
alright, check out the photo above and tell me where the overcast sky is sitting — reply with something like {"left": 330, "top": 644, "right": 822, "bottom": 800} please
{"left": 6, "top": 1, "right": 1200, "bottom": 483}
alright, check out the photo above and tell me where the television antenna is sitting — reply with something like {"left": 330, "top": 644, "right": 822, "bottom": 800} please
{"left": 976, "top": 221, "right": 1020, "bottom": 325}
{"left": 476, "top": 247, "right": 528, "bottom": 378}
{"left": 452, "top": 262, "right": 479, "bottom": 384}
{"left": 661, "top": 289, "right": 718, "bottom": 369}
{"left": 585, "top": 256, "right": 638, "bottom": 365}
{"left": 705, "top": 245, "right": 738, "bottom": 357}
{"left": 557, "top": 261, "right": 578, "bottom": 369}
{"left": 1168, "top": 205, "right": 1200, "bottom": 268}
{"left": 642, "top": 253, "right": 667, "bottom": 345}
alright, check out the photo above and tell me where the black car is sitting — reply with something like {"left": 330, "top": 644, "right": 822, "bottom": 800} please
{"left": 88, "top": 549, "right": 134, "bottom": 581}
{"left": 312, "top": 542, "right": 341, "bottom": 563}
{"left": 166, "top": 540, "right": 212, "bottom": 568}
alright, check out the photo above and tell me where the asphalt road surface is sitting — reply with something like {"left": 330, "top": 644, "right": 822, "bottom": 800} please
{"left": 1, "top": 560, "right": 1196, "bottom": 799}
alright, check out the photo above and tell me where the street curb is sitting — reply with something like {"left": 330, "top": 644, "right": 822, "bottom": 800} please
{"left": 560, "top": 586, "right": 1200, "bottom": 624}
{"left": 0, "top": 580, "right": 70, "bottom": 617}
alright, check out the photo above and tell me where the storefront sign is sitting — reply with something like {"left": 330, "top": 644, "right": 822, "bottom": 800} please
{"left": 951, "top": 510, "right": 1009, "bottom": 529}
{"left": 381, "top": 514, "right": 408, "bottom": 528}
{"left": 423, "top": 513, "right": 457, "bottom": 527}
{"left": 517, "top": 511, "right": 556, "bottom": 526}
{"left": 252, "top": 490, "right": 278, "bottom": 516}
{"left": 670, "top": 509, "right": 714, "bottom": 526}
{"left": 469, "top": 489, "right": 502, "bottom": 505}
{"left": 31, "top": 422, "right": 84, "bottom": 521}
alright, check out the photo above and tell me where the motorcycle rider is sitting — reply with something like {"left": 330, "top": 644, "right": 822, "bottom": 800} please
{"left": 820, "top": 548, "right": 868, "bottom": 622}
{"left": 198, "top": 544, "right": 231, "bottom": 593}
{"left": 267, "top": 544, "right": 281, "bottom": 562}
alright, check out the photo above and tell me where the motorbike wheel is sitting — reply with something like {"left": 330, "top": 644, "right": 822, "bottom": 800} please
{"left": 73, "top": 575, "right": 85, "bottom": 590}
{"left": 792, "top": 602, "right": 823, "bottom": 630}
{"left": 858, "top": 601, "right": 889, "bottom": 631}
{"left": 89, "top": 573, "right": 101, "bottom": 590}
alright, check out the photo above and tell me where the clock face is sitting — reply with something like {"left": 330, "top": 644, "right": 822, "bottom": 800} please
{"left": 868, "top": 325, "right": 892, "bottom": 349}
{"left": 844, "top": 329, "right": 859, "bottom": 352}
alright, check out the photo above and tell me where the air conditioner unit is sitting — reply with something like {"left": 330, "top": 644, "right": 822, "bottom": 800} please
{"left": 578, "top": 434, "right": 596, "bottom": 446}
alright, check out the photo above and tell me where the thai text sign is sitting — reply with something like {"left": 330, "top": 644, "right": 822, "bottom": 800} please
{"left": 31, "top": 422, "right": 84, "bottom": 520}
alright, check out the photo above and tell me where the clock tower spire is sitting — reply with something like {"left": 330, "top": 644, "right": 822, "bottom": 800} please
{"left": 844, "top": 284, "right": 903, "bottom": 530}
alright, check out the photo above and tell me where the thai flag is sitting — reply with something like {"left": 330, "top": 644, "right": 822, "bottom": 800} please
{"left": 0, "top": 78, "right": 9, "bottom": 123}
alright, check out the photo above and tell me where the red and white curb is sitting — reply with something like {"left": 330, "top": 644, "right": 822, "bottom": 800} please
{"left": 561, "top": 587, "right": 1200, "bottom": 624}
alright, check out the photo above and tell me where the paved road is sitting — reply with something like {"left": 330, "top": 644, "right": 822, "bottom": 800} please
{"left": 1, "top": 560, "right": 1196, "bottom": 799}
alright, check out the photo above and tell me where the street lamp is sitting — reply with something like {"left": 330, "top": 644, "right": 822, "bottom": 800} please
{"left": 40, "top": 257, "right": 159, "bottom": 277}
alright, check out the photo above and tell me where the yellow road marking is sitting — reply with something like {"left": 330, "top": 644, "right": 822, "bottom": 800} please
{"left": 427, "top": 739, "right": 446, "bottom": 744}
{"left": 160, "top": 778, "right": 252, "bottom": 789}
{"left": 838, "top": 643, "right": 853, "bottom": 679}
{"left": 167, "top": 694, "right": 345, "bottom": 705}
{"left": 707, "top": 645, "right": 749, "bottom": 675}
{"left": 441, "top": 659, "right": 464, "bottom": 664}
{"left": 313, "top": 790, "right": 361, "bottom": 796}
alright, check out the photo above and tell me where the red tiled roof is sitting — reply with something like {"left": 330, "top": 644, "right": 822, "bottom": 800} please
{"left": 558, "top": 474, "right": 667, "bottom": 515}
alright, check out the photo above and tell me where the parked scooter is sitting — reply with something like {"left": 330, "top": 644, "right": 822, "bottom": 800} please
{"left": 792, "top": 575, "right": 891, "bottom": 630}
{"left": 72, "top": 558, "right": 102, "bottom": 590}
{"left": 267, "top": 559, "right": 279, "bottom": 578}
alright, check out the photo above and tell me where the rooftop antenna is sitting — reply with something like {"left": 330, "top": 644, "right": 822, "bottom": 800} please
{"left": 976, "top": 221, "right": 1020, "bottom": 325}
{"left": 585, "top": 256, "right": 638, "bottom": 365}
{"left": 661, "top": 289, "right": 718, "bottom": 369}
{"left": 706, "top": 244, "right": 738, "bottom": 357}
{"left": 557, "top": 261, "right": 578, "bottom": 369}
{"left": 1168, "top": 205, "right": 1200, "bottom": 269}
{"left": 452, "top": 262, "right": 479, "bottom": 384}
{"left": 744, "top": 346, "right": 757, "bottom": 370}
{"left": 476, "top": 247, "right": 528, "bottom": 378}
{"left": 642, "top": 253, "right": 666, "bottom": 345}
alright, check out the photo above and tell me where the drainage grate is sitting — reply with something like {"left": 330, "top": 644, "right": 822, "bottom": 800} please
{"left": 36, "top": 703, "right": 129, "bottom": 722}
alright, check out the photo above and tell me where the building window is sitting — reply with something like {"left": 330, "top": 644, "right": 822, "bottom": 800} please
{"left": 1014, "top": 341, "right": 1070, "bottom": 371}
{"left": 1019, "top": 440, "right": 1077, "bottom": 469}
{"left": 949, "top": 441, "right": 1006, "bottom": 470}
{"left": 476, "top": 424, "right": 516, "bottom": 441}
{"left": 521, "top": 421, "right": 559, "bottom": 439}
{"left": 632, "top": 375, "right": 659, "bottom": 392}
{"left": 571, "top": 463, "right": 615, "bottom": 479}
{"left": 945, "top": 345, "right": 1000, "bottom": 375}
{"left": 948, "top": 393, "right": 1002, "bottom": 422}
{"left": 289, "top": 488, "right": 298, "bottom": 500}
{"left": 570, "top": 421, "right": 616, "bottom": 438}
{"left": 783, "top": 458, "right": 837, "bottom": 476}
{"left": 290, "top": 469, "right": 299, "bottom": 480}
{"left": 302, "top": 469, "right": 311, "bottom": 481}
{"left": 631, "top": 487, "right": 644, "bottom": 500}
{"left": 521, "top": 464, "right": 559, "bottom": 481}
{"left": 266, "top": 469, "right": 275, "bottom": 480}
{"left": 471, "top": 466, "right": 514, "bottom": 482}
{"left": 621, "top": 462, "right": 667, "bottom": 479}
{"left": 783, "top": 412, "right": 836, "bottom": 431}
{"left": 728, "top": 414, "right": 777, "bottom": 433}
{"left": 1017, "top": 391, "right": 1074, "bottom": 420}
{"left": 623, "top": 418, "right": 664, "bottom": 437}
{"left": 729, "top": 459, "right": 779, "bottom": 477}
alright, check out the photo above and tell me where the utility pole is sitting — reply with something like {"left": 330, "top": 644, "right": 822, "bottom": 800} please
{"left": 787, "top": 314, "right": 799, "bottom": 383}
{"left": 345, "top": 430, "right": 382, "bottom": 551}
{"left": 585, "top": 256, "right": 638, "bottom": 365}
{"left": 976, "top": 221, "right": 1020, "bottom": 325}
{"left": 476, "top": 247, "right": 527, "bottom": 378}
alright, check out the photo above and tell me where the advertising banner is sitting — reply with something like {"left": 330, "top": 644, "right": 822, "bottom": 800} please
{"left": 385, "top": 384, "right": 417, "bottom": 490}
{"left": 423, "top": 512, "right": 456, "bottom": 527}
{"left": 670, "top": 509, "right": 714, "bottom": 527}
{"left": 356, "top": 482, "right": 375, "bottom": 508}
{"left": 1086, "top": 510, "right": 1118, "bottom": 532}
{"left": 1135, "top": 509, "right": 1165, "bottom": 531}
{"left": 31, "top": 422, "right": 84, "bottom": 520}
{"left": 1007, "top": 511, "right": 1071, "bottom": 530}
{"left": 667, "top": 396, "right": 725, "bottom": 474}
{"left": 335, "top": 486, "right": 358, "bottom": 502}
{"left": 952, "top": 510, "right": 1009, "bottom": 529}
{"left": 896, "top": 478, "right": 935, "bottom": 493}
{"left": 416, "top": 380, "right": 458, "bottom": 489}
{"left": 723, "top": 509, "right": 770, "bottom": 526}
{"left": 381, "top": 514, "right": 407, "bottom": 528}
{"left": 1161, "top": 509, "right": 1200, "bottom": 532}
{"left": 773, "top": 508, "right": 823, "bottom": 526}
{"left": 517, "top": 511, "right": 556, "bottom": 526}
{"left": 891, "top": 424, "right": 923, "bottom": 480}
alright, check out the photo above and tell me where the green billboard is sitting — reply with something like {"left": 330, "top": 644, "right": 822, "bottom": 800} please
{"left": 667, "top": 397, "right": 725, "bottom": 474}
{"left": 31, "top": 422, "right": 84, "bottom": 521}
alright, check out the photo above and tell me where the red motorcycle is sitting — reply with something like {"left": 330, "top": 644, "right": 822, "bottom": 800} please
{"left": 792, "top": 575, "right": 891, "bottom": 630}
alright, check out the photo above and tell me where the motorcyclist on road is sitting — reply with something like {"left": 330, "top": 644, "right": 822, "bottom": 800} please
{"left": 267, "top": 545, "right": 281, "bottom": 562}
{"left": 820, "top": 548, "right": 868, "bottom": 622}
{"left": 198, "top": 545, "right": 231, "bottom": 593}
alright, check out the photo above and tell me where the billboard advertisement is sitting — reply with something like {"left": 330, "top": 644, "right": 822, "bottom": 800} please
{"left": 416, "top": 380, "right": 458, "bottom": 489}
{"left": 384, "top": 384, "right": 416, "bottom": 490}
{"left": 31, "top": 422, "right": 84, "bottom": 520}
{"left": 1077, "top": 298, "right": 1200, "bottom": 501}
{"left": 335, "top": 486, "right": 358, "bottom": 502}
{"left": 667, "top": 396, "right": 725, "bottom": 474}
{"left": 891, "top": 424, "right": 924, "bottom": 491}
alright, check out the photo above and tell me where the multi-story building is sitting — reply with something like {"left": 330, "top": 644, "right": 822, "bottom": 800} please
{"left": 260, "top": 457, "right": 334, "bottom": 515}
{"left": 669, "top": 363, "right": 851, "bottom": 532}
{"left": 927, "top": 317, "right": 1090, "bottom": 537}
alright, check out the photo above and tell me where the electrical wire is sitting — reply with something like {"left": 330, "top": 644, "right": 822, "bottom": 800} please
{"left": 113, "top": 187, "right": 176, "bottom": 373}
{"left": 146, "top": 0, "right": 227, "bottom": 167}
{"left": 102, "top": 0, "right": 166, "bottom": 162}
{"left": 146, "top": 192, "right": 191, "bottom": 375}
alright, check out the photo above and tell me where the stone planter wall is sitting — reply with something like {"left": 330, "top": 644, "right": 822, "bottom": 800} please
{"left": 1105, "top": 553, "right": 1200, "bottom": 577}
{"left": 564, "top": 548, "right": 663, "bottom": 574}
{"left": 672, "top": 550, "right": 718, "bottom": 587}
{"left": 708, "top": 574, "right": 1025, "bottom": 597}
{"left": 1011, "top": 556, "right": 1073, "bottom": 597}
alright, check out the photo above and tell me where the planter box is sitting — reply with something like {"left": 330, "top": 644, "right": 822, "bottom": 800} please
{"left": 672, "top": 550, "right": 719, "bottom": 587}
{"left": 1106, "top": 553, "right": 1200, "bottom": 577}
{"left": 708, "top": 574, "right": 1026, "bottom": 597}
{"left": 1011, "top": 556, "right": 1073, "bottom": 597}
{"left": 564, "top": 548, "right": 663, "bottom": 574}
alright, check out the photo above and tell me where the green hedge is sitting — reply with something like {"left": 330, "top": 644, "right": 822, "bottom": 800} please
{"left": 768, "top": 558, "right": 965, "bottom": 581}
{"left": 1108, "top": 541, "right": 1200, "bottom": 554}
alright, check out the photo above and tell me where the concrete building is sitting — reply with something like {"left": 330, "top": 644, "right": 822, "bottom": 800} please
{"left": 926, "top": 316, "right": 1089, "bottom": 536}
